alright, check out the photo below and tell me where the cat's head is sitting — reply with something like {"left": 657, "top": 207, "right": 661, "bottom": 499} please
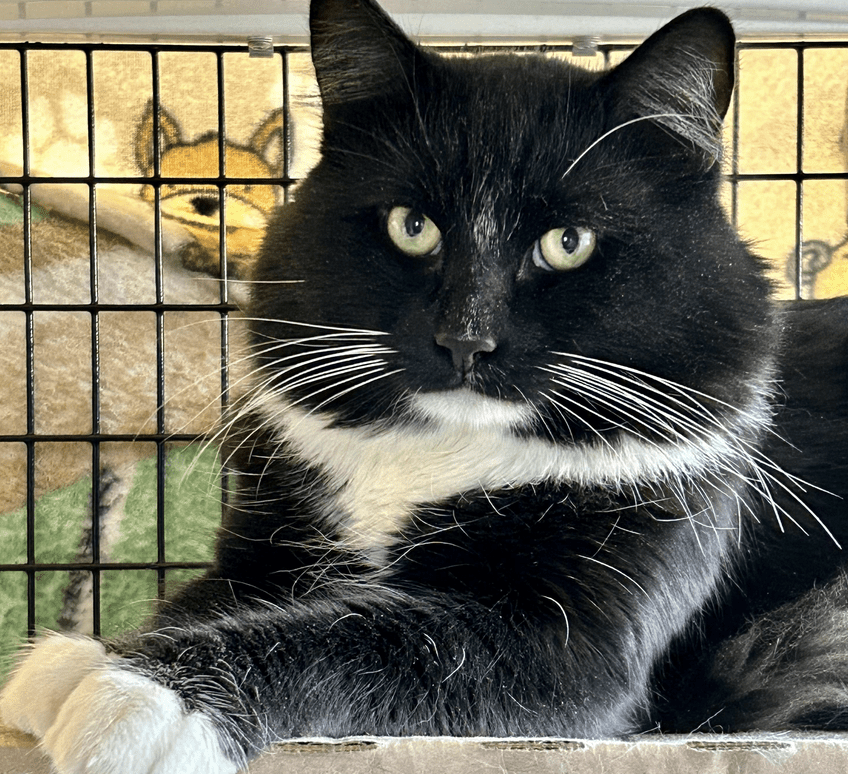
{"left": 250, "top": 0, "right": 776, "bottom": 452}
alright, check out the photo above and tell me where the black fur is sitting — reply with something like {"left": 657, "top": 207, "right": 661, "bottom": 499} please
{"left": 97, "top": 0, "right": 848, "bottom": 766}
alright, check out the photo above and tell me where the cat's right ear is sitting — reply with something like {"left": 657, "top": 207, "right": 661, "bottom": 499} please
{"left": 309, "top": 0, "right": 418, "bottom": 108}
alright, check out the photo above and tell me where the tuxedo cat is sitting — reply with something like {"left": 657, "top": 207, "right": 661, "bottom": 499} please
{"left": 3, "top": 1, "right": 848, "bottom": 771}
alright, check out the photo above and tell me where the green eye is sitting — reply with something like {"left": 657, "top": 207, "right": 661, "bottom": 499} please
{"left": 386, "top": 206, "right": 442, "bottom": 257}
{"left": 533, "top": 226, "right": 596, "bottom": 271}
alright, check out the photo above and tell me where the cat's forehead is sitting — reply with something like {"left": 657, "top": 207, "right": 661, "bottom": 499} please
{"left": 430, "top": 52, "right": 599, "bottom": 125}
{"left": 388, "top": 53, "right": 604, "bottom": 195}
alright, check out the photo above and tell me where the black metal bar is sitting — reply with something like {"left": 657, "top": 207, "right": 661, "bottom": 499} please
{"left": 216, "top": 49, "right": 229, "bottom": 300}
{"left": 795, "top": 48, "right": 805, "bottom": 299}
{"left": 281, "top": 49, "right": 293, "bottom": 205}
{"left": 85, "top": 47, "right": 102, "bottom": 636}
{"left": 0, "top": 433, "right": 206, "bottom": 443}
{"left": 728, "top": 171, "right": 848, "bottom": 182}
{"left": 152, "top": 49, "right": 169, "bottom": 600}
{"left": 0, "top": 42, "right": 308, "bottom": 54}
{"left": 19, "top": 47, "right": 36, "bottom": 638}
{"left": 0, "top": 175, "right": 294, "bottom": 186}
{"left": 730, "top": 46, "right": 741, "bottom": 228}
{"left": 216, "top": 51, "right": 232, "bottom": 536}
{"left": 0, "top": 302, "right": 240, "bottom": 313}
{"left": 0, "top": 562, "right": 211, "bottom": 573}
{"left": 738, "top": 40, "right": 848, "bottom": 50}
{"left": 151, "top": 49, "right": 162, "bottom": 180}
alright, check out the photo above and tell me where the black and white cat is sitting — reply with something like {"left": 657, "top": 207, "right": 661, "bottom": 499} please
{"left": 4, "top": 1, "right": 848, "bottom": 771}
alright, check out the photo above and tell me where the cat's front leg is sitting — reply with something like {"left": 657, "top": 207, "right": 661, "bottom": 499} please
{"left": 0, "top": 634, "right": 240, "bottom": 774}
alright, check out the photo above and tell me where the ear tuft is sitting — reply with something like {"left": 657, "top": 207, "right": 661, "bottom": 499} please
{"left": 608, "top": 8, "right": 735, "bottom": 164}
{"left": 309, "top": 0, "right": 418, "bottom": 107}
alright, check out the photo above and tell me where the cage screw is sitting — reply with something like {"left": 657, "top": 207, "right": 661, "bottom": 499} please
{"left": 572, "top": 36, "right": 600, "bottom": 57}
{"left": 248, "top": 36, "right": 274, "bottom": 58}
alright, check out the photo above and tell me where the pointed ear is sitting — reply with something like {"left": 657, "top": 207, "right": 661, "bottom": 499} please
{"left": 309, "top": 0, "right": 419, "bottom": 107}
{"left": 134, "top": 100, "right": 183, "bottom": 174}
{"left": 606, "top": 8, "right": 735, "bottom": 163}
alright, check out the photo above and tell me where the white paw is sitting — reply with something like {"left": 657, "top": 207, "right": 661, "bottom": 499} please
{"left": 0, "top": 634, "right": 108, "bottom": 737}
{"left": 1, "top": 635, "right": 240, "bottom": 774}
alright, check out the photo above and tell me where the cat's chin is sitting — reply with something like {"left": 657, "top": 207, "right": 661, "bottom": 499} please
{"left": 412, "top": 389, "right": 533, "bottom": 431}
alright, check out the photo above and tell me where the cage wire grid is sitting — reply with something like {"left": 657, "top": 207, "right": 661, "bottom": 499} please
{"left": 0, "top": 37, "right": 843, "bottom": 646}
{"left": 0, "top": 40, "right": 300, "bottom": 640}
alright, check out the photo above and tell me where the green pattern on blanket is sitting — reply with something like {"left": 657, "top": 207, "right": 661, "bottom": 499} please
{"left": 0, "top": 445, "right": 219, "bottom": 679}
{"left": 0, "top": 192, "right": 48, "bottom": 225}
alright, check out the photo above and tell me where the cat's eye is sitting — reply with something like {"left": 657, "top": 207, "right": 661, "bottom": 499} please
{"left": 386, "top": 206, "right": 443, "bottom": 257}
{"left": 533, "top": 226, "right": 596, "bottom": 272}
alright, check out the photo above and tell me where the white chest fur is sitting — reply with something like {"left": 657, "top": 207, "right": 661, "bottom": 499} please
{"left": 253, "top": 389, "right": 762, "bottom": 553}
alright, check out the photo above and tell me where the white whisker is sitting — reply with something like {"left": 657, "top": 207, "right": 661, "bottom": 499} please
{"left": 537, "top": 349, "right": 837, "bottom": 548}
{"left": 561, "top": 113, "right": 697, "bottom": 180}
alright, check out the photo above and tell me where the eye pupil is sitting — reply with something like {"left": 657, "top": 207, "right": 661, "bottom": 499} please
{"left": 405, "top": 212, "right": 426, "bottom": 237}
{"left": 561, "top": 227, "right": 580, "bottom": 254}
{"left": 190, "top": 196, "right": 220, "bottom": 217}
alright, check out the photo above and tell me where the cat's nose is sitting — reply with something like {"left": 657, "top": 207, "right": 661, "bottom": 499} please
{"left": 435, "top": 332, "right": 497, "bottom": 375}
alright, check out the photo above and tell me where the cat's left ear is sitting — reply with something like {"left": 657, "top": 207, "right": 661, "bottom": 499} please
{"left": 309, "top": 0, "right": 419, "bottom": 108}
{"left": 605, "top": 8, "right": 735, "bottom": 163}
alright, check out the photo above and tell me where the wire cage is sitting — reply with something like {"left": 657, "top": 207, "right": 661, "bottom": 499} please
{"left": 1, "top": 30, "right": 848, "bottom": 678}
{"left": 0, "top": 41, "right": 311, "bottom": 667}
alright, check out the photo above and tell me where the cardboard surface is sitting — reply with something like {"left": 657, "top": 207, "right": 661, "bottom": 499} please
{"left": 3, "top": 730, "right": 848, "bottom": 774}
